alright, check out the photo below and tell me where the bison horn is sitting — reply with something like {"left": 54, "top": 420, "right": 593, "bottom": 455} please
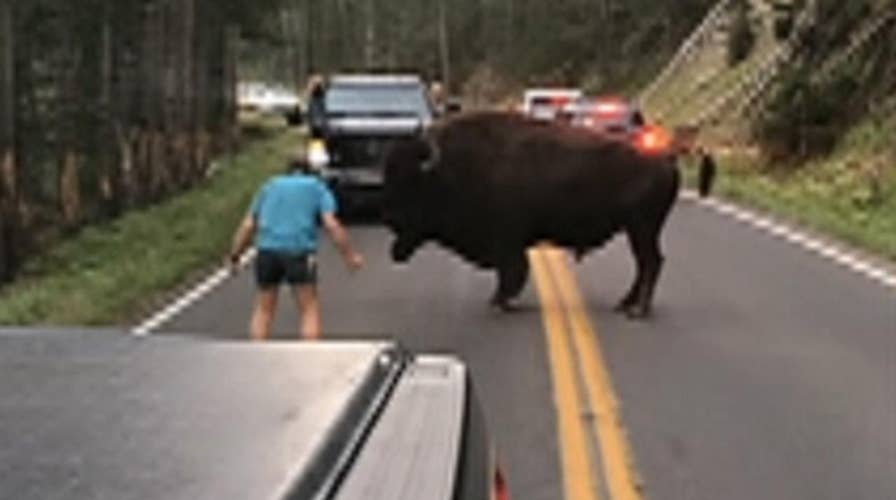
{"left": 421, "top": 136, "right": 441, "bottom": 173}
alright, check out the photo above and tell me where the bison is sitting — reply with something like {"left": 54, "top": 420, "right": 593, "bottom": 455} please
{"left": 381, "top": 112, "right": 713, "bottom": 318}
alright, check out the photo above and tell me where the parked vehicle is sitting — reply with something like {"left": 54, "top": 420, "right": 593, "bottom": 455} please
{"left": 0, "top": 332, "right": 509, "bottom": 500}
{"left": 310, "top": 74, "right": 436, "bottom": 215}
{"left": 522, "top": 88, "right": 583, "bottom": 122}
{"left": 567, "top": 96, "right": 673, "bottom": 156}
{"left": 566, "top": 97, "right": 645, "bottom": 140}
{"left": 238, "top": 81, "right": 303, "bottom": 125}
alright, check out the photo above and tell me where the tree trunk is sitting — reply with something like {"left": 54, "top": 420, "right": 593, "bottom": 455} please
{"left": 98, "top": 0, "right": 120, "bottom": 217}
{"left": 59, "top": 151, "right": 81, "bottom": 227}
{"left": 307, "top": 0, "right": 317, "bottom": 74}
{"left": 286, "top": 5, "right": 305, "bottom": 84}
{"left": 194, "top": 0, "right": 210, "bottom": 178}
{"left": 0, "top": 0, "right": 17, "bottom": 281}
{"left": 156, "top": 1, "right": 175, "bottom": 198}
{"left": 113, "top": 2, "right": 138, "bottom": 210}
{"left": 505, "top": 0, "right": 514, "bottom": 56}
{"left": 165, "top": 0, "right": 184, "bottom": 190}
{"left": 438, "top": 0, "right": 451, "bottom": 89}
{"left": 223, "top": 25, "right": 240, "bottom": 152}
{"left": 180, "top": 0, "right": 196, "bottom": 186}
{"left": 139, "top": 1, "right": 164, "bottom": 203}
{"left": 335, "top": 0, "right": 348, "bottom": 72}
{"left": 365, "top": 0, "right": 375, "bottom": 69}
{"left": 58, "top": 14, "right": 83, "bottom": 229}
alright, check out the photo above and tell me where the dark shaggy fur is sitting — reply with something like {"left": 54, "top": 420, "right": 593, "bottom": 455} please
{"left": 382, "top": 112, "right": 689, "bottom": 318}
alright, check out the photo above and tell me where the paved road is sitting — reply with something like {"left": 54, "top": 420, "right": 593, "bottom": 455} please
{"left": 164, "top": 199, "right": 895, "bottom": 500}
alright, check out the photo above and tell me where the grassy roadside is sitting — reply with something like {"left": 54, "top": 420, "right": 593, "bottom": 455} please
{"left": 683, "top": 120, "right": 896, "bottom": 262}
{"left": 0, "top": 122, "right": 301, "bottom": 326}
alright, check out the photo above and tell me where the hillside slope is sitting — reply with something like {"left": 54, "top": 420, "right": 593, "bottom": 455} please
{"left": 643, "top": 0, "right": 896, "bottom": 260}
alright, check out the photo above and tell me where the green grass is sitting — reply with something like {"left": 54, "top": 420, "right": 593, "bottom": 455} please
{"left": 683, "top": 125, "right": 896, "bottom": 261}
{"left": 0, "top": 124, "right": 301, "bottom": 326}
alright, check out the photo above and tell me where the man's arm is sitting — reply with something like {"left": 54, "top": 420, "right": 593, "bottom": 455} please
{"left": 321, "top": 213, "right": 363, "bottom": 271}
{"left": 229, "top": 215, "right": 256, "bottom": 266}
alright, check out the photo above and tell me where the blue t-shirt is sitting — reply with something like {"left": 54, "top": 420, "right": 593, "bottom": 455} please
{"left": 250, "top": 173, "right": 337, "bottom": 254}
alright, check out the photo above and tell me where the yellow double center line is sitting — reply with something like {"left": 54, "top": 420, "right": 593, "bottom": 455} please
{"left": 530, "top": 247, "right": 643, "bottom": 500}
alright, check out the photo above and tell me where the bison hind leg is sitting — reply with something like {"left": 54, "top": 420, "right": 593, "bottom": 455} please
{"left": 491, "top": 250, "right": 529, "bottom": 312}
{"left": 619, "top": 222, "right": 668, "bottom": 320}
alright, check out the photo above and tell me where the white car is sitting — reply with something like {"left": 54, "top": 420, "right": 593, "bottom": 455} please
{"left": 522, "top": 88, "right": 583, "bottom": 122}
{"left": 238, "top": 82, "right": 302, "bottom": 123}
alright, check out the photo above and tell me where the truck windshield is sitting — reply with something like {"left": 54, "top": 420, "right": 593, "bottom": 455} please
{"left": 326, "top": 83, "right": 432, "bottom": 119}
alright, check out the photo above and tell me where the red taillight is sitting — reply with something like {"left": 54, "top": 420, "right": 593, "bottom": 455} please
{"left": 493, "top": 464, "right": 510, "bottom": 500}
{"left": 635, "top": 125, "right": 672, "bottom": 154}
{"left": 593, "top": 100, "right": 626, "bottom": 117}
{"left": 552, "top": 96, "right": 570, "bottom": 108}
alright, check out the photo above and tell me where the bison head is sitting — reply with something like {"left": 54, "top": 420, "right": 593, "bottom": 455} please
{"left": 382, "top": 136, "right": 442, "bottom": 263}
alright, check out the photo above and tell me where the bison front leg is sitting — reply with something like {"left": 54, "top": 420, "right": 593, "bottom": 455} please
{"left": 614, "top": 267, "right": 642, "bottom": 312}
{"left": 390, "top": 233, "right": 425, "bottom": 263}
{"left": 491, "top": 250, "right": 529, "bottom": 312}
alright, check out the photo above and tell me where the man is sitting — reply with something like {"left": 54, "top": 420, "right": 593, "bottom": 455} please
{"left": 229, "top": 159, "right": 363, "bottom": 341}
{"left": 697, "top": 147, "right": 717, "bottom": 198}
{"left": 429, "top": 81, "right": 446, "bottom": 116}
{"left": 306, "top": 75, "right": 327, "bottom": 139}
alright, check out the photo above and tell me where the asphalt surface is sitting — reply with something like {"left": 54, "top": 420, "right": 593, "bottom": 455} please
{"left": 6, "top": 195, "right": 891, "bottom": 499}
{"left": 588, "top": 199, "right": 896, "bottom": 500}
{"left": 162, "top": 197, "right": 895, "bottom": 500}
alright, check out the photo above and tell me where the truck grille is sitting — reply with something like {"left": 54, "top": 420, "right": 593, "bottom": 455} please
{"left": 327, "top": 137, "right": 391, "bottom": 168}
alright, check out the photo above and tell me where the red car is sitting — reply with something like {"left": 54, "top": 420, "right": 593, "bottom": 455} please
{"left": 566, "top": 97, "right": 672, "bottom": 155}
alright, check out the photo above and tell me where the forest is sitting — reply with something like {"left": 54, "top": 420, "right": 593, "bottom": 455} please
{"left": 244, "top": 0, "right": 716, "bottom": 96}
{"left": 0, "top": 0, "right": 716, "bottom": 283}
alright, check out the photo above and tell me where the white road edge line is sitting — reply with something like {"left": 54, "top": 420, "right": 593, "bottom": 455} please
{"left": 680, "top": 190, "right": 896, "bottom": 291}
{"left": 131, "top": 249, "right": 257, "bottom": 337}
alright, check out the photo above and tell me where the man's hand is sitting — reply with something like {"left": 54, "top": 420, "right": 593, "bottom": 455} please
{"left": 228, "top": 215, "right": 256, "bottom": 275}
{"left": 345, "top": 251, "right": 364, "bottom": 272}
{"left": 227, "top": 252, "right": 242, "bottom": 276}
{"left": 322, "top": 213, "right": 364, "bottom": 273}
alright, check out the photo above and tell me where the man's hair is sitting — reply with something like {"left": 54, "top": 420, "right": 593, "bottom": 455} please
{"left": 287, "top": 158, "right": 314, "bottom": 174}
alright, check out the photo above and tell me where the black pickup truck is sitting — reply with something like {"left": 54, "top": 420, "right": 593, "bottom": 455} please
{"left": 308, "top": 74, "right": 437, "bottom": 216}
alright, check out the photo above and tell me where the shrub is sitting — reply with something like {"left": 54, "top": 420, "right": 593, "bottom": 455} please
{"left": 728, "top": 1, "right": 756, "bottom": 66}
{"left": 753, "top": 66, "right": 861, "bottom": 161}
{"left": 461, "top": 65, "right": 518, "bottom": 110}
{"left": 772, "top": 1, "right": 797, "bottom": 40}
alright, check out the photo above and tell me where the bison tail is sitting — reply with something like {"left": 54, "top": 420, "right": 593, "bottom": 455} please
{"left": 698, "top": 152, "right": 717, "bottom": 198}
